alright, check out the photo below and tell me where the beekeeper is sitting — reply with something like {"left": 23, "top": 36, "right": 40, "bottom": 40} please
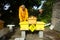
{"left": 19, "top": 5, "right": 28, "bottom": 22}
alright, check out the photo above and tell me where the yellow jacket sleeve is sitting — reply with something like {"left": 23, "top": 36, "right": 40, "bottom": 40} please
{"left": 19, "top": 7, "right": 22, "bottom": 21}
{"left": 24, "top": 8, "right": 28, "bottom": 21}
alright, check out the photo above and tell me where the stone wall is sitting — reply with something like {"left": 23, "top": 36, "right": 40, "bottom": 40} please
{"left": 52, "top": 1, "right": 60, "bottom": 31}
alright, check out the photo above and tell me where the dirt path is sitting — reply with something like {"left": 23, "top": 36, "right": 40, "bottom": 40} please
{"left": 9, "top": 28, "right": 60, "bottom": 40}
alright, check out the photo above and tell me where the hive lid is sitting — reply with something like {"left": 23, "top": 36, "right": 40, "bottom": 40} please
{"left": 20, "top": 21, "right": 28, "bottom": 24}
{"left": 37, "top": 21, "right": 45, "bottom": 24}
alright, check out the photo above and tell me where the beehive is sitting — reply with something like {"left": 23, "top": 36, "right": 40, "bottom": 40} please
{"left": 20, "top": 21, "right": 29, "bottom": 30}
{"left": 28, "top": 16, "right": 37, "bottom": 24}
{"left": 36, "top": 21, "right": 45, "bottom": 30}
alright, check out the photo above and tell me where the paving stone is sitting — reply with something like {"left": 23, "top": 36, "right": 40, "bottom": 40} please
{"left": 54, "top": 21, "right": 60, "bottom": 31}
{"left": 52, "top": 2, "right": 60, "bottom": 32}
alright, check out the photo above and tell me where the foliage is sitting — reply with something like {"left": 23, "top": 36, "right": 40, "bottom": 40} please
{"left": 18, "top": 0, "right": 55, "bottom": 23}
{"left": 40, "top": 0, "right": 54, "bottom": 23}
{"left": 28, "top": 0, "right": 54, "bottom": 23}
{"left": 0, "top": 0, "right": 55, "bottom": 25}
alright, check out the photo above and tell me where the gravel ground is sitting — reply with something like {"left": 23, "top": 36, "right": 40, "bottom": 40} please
{"left": 8, "top": 28, "right": 60, "bottom": 40}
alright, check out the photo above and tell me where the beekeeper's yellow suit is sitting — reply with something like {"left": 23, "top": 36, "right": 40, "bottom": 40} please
{"left": 19, "top": 5, "right": 28, "bottom": 22}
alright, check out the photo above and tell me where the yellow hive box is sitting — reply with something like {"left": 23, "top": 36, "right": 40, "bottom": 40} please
{"left": 36, "top": 21, "right": 45, "bottom": 30}
{"left": 28, "top": 16, "right": 37, "bottom": 24}
{"left": 19, "top": 21, "right": 29, "bottom": 30}
{"left": 19, "top": 20, "right": 45, "bottom": 32}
